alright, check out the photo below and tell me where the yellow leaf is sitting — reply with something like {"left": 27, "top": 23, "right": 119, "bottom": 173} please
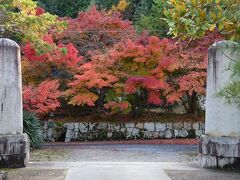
{"left": 218, "top": 22, "right": 224, "bottom": 30}
{"left": 217, "top": 11, "right": 222, "bottom": 18}
{"left": 211, "top": 12, "right": 217, "bottom": 20}
{"left": 200, "top": 10, "right": 206, "bottom": 18}
{"left": 190, "top": 0, "right": 197, "bottom": 6}
{"left": 217, "top": 4, "right": 222, "bottom": 11}
{"left": 199, "top": 0, "right": 206, "bottom": 4}
{"left": 209, "top": 24, "right": 216, "bottom": 31}
{"left": 163, "top": 8, "right": 168, "bottom": 16}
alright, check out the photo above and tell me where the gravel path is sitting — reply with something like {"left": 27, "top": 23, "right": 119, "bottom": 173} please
{"left": 31, "top": 142, "right": 198, "bottom": 162}
{"left": 44, "top": 139, "right": 198, "bottom": 145}
{"left": 5, "top": 140, "right": 240, "bottom": 180}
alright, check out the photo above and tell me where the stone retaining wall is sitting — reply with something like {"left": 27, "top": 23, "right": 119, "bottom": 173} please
{"left": 43, "top": 121, "right": 205, "bottom": 142}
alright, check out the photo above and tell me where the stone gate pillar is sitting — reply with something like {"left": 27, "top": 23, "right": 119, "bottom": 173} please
{"left": 0, "top": 38, "right": 29, "bottom": 168}
{"left": 199, "top": 41, "right": 240, "bottom": 168}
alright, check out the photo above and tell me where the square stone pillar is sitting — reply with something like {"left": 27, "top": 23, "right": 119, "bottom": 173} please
{"left": 0, "top": 38, "right": 29, "bottom": 168}
{"left": 199, "top": 41, "right": 240, "bottom": 168}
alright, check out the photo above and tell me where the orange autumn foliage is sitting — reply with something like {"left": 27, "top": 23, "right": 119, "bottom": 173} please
{"left": 23, "top": 80, "right": 61, "bottom": 116}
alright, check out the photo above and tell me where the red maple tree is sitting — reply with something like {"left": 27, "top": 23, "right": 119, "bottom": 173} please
{"left": 22, "top": 35, "right": 82, "bottom": 116}
{"left": 57, "top": 6, "right": 136, "bottom": 61}
{"left": 23, "top": 80, "right": 61, "bottom": 116}
{"left": 65, "top": 52, "right": 119, "bottom": 111}
{"left": 165, "top": 32, "right": 223, "bottom": 113}
{"left": 23, "top": 35, "right": 82, "bottom": 68}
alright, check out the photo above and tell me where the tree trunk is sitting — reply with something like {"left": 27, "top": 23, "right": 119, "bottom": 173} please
{"left": 186, "top": 91, "right": 198, "bottom": 114}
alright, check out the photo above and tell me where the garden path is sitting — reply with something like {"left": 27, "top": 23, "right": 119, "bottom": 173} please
{"left": 5, "top": 142, "right": 240, "bottom": 179}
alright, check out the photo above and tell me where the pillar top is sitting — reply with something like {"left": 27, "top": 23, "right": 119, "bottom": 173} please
{"left": 209, "top": 40, "right": 240, "bottom": 50}
{"left": 0, "top": 38, "right": 20, "bottom": 48}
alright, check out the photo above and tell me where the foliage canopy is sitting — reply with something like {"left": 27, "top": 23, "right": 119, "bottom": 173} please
{"left": 164, "top": 0, "right": 240, "bottom": 40}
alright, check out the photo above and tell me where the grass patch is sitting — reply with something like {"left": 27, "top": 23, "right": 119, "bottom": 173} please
{"left": 30, "top": 148, "right": 69, "bottom": 161}
{"left": 7, "top": 169, "right": 67, "bottom": 180}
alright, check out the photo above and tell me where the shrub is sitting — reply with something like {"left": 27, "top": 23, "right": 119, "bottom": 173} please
{"left": 23, "top": 111, "right": 44, "bottom": 149}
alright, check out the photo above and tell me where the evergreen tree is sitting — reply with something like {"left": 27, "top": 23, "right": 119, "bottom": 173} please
{"left": 135, "top": 0, "right": 169, "bottom": 37}
{"left": 37, "top": 0, "right": 120, "bottom": 18}
{"left": 37, "top": 0, "right": 91, "bottom": 18}
{"left": 95, "top": 0, "right": 119, "bottom": 10}
{"left": 122, "top": 0, "right": 152, "bottom": 21}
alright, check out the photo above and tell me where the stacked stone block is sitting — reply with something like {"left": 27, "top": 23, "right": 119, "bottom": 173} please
{"left": 43, "top": 121, "right": 205, "bottom": 142}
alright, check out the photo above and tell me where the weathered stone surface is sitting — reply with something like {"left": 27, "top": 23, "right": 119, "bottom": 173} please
{"left": 173, "top": 122, "right": 183, "bottom": 129}
{"left": 178, "top": 129, "right": 188, "bottom": 138}
{"left": 120, "top": 127, "right": 127, "bottom": 133}
{"left": 199, "top": 122, "right": 205, "bottom": 130}
{"left": 74, "top": 123, "right": 79, "bottom": 130}
{"left": 0, "top": 39, "right": 23, "bottom": 135}
{"left": 165, "top": 130, "right": 173, "bottom": 139}
{"left": 43, "top": 121, "right": 203, "bottom": 142}
{"left": 43, "top": 122, "right": 48, "bottom": 130}
{"left": 96, "top": 122, "right": 108, "bottom": 129}
{"left": 135, "top": 123, "right": 144, "bottom": 129}
{"left": 88, "top": 123, "right": 96, "bottom": 131}
{"left": 0, "top": 134, "right": 29, "bottom": 168}
{"left": 192, "top": 122, "right": 200, "bottom": 130}
{"left": 200, "top": 154, "right": 240, "bottom": 168}
{"left": 205, "top": 41, "right": 240, "bottom": 137}
{"left": 153, "top": 132, "right": 159, "bottom": 139}
{"left": 183, "top": 122, "right": 192, "bottom": 130}
{"left": 0, "top": 171, "right": 8, "bottom": 180}
{"left": 144, "top": 122, "right": 155, "bottom": 131}
{"left": 159, "top": 131, "right": 165, "bottom": 138}
{"left": 43, "top": 132, "right": 47, "bottom": 140}
{"left": 126, "top": 128, "right": 140, "bottom": 139}
{"left": 218, "top": 157, "right": 237, "bottom": 168}
{"left": 174, "top": 130, "right": 179, "bottom": 137}
{"left": 73, "top": 131, "right": 79, "bottom": 139}
{"left": 200, "top": 135, "right": 240, "bottom": 157}
{"left": 144, "top": 131, "right": 153, "bottom": 139}
{"left": 0, "top": 39, "right": 30, "bottom": 166}
{"left": 132, "top": 128, "right": 140, "bottom": 137}
{"left": 107, "top": 123, "right": 114, "bottom": 130}
{"left": 195, "top": 130, "right": 203, "bottom": 137}
{"left": 79, "top": 123, "right": 88, "bottom": 132}
{"left": 199, "top": 135, "right": 240, "bottom": 168}
{"left": 126, "top": 127, "right": 133, "bottom": 133}
{"left": 155, "top": 123, "right": 166, "bottom": 132}
{"left": 166, "top": 123, "right": 173, "bottom": 129}
{"left": 65, "top": 129, "right": 74, "bottom": 142}
{"left": 113, "top": 123, "right": 121, "bottom": 131}
{"left": 65, "top": 123, "right": 74, "bottom": 130}
{"left": 47, "top": 128, "right": 53, "bottom": 139}
{"left": 125, "top": 123, "right": 135, "bottom": 128}
{"left": 200, "top": 155, "right": 217, "bottom": 168}
{"left": 107, "top": 132, "right": 113, "bottom": 139}
{"left": 174, "top": 129, "right": 189, "bottom": 138}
